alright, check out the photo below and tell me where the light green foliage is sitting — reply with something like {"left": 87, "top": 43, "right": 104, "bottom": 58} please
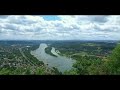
{"left": 110, "top": 44, "right": 120, "bottom": 64}
{"left": 64, "top": 69, "right": 78, "bottom": 75}
{"left": 106, "top": 44, "right": 120, "bottom": 74}
{"left": 0, "top": 68, "right": 12, "bottom": 75}
{"left": 35, "top": 67, "right": 45, "bottom": 75}
{"left": 72, "top": 56, "right": 104, "bottom": 75}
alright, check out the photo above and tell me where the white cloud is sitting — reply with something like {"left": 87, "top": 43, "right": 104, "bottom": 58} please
{"left": 0, "top": 15, "right": 120, "bottom": 40}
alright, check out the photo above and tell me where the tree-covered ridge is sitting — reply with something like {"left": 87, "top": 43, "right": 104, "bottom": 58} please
{"left": 64, "top": 43, "right": 120, "bottom": 75}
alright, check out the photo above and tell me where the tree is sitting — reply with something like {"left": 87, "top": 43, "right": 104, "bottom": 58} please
{"left": 108, "top": 44, "right": 120, "bottom": 74}
{"left": 52, "top": 67, "right": 62, "bottom": 75}
{"left": 111, "top": 44, "right": 120, "bottom": 62}
{"left": 64, "top": 69, "right": 78, "bottom": 75}
{"left": 0, "top": 68, "right": 11, "bottom": 75}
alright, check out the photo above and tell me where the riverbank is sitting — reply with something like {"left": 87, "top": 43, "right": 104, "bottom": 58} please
{"left": 31, "top": 43, "right": 76, "bottom": 73}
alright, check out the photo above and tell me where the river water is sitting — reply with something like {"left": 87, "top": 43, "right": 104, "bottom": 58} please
{"left": 31, "top": 43, "right": 75, "bottom": 73}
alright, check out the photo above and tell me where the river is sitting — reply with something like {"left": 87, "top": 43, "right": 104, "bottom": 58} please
{"left": 31, "top": 43, "right": 75, "bottom": 73}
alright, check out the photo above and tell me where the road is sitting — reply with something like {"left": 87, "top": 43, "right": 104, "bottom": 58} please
{"left": 19, "top": 47, "right": 34, "bottom": 66}
{"left": 19, "top": 48, "right": 27, "bottom": 60}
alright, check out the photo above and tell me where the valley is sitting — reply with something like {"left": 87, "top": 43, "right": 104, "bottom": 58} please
{"left": 0, "top": 40, "right": 119, "bottom": 75}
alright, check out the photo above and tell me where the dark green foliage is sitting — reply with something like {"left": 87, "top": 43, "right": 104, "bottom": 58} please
{"left": 65, "top": 43, "right": 120, "bottom": 75}
{"left": 23, "top": 47, "right": 44, "bottom": 66}
{"left": 72, "top": 55, "right": 104, "bottom": 75}
{"left": 52, "top": 67, "right": 62, "bottom": 75}
{"left": 45, "top": 46, "right": 57, "bottom": 57}
{"left": 110, "top": 44, "right": 120, "bottom": 64}
{"left": 106, "top": 44, "right": 120, "bottom": 74}
{"left": 64, "top": 69, "right": 78, "bottom": 75}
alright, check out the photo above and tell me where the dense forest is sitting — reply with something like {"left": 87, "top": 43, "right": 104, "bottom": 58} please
{"left": 64, "top": 43, "right": 120, "bottom": 75}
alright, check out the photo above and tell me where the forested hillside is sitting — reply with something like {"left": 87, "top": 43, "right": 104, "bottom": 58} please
{"left": 64, "top": 44, "right": 120, "bottom": 75}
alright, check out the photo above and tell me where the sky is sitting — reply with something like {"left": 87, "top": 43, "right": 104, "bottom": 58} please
{"left": 0, "top": 15, "right": 120, "bottom": 40}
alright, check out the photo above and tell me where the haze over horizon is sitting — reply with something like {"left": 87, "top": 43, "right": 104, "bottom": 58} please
{"left": 0, "top": 15, "right": 120, "bottom": 40}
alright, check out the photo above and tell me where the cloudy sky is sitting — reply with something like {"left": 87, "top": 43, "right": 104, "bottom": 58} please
{"left": 0, "top": 15, "right": 120, "bottom": 40}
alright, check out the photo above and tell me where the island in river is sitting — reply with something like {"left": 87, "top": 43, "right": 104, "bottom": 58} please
{"left": 31, "top": 43, "right": 76, "bottom": 73}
